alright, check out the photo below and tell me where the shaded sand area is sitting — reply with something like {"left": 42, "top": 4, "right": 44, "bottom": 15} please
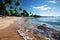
{"left": 0, "top": 17, "right": 23, "bottom": 40}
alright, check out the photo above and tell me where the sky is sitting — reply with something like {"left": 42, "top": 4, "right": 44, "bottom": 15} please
{"left": 20, "top": 0, "right": 60, "bottom": 16}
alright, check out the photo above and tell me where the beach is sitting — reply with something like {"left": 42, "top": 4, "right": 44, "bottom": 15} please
{"left": 0, "top": 17, "right": 23, "bottom": 40}
{"left": 0, "top": 17, "right": 60, "bottom": 40}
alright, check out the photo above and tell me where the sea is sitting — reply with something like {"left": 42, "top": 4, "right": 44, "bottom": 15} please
{"left": 27, "top": 16, "right": 60, "bottom": 31}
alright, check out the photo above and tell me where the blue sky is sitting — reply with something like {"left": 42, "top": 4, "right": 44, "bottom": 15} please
{"left": 20, "top": 0, "right": 60, "bottom": 16}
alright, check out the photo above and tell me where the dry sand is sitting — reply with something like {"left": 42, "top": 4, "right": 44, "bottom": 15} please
{"left": 0, "top": 17, "right": 23, "bottom": 40}
{"left": 0, "top": 17, "right": 18, "bottom": 29}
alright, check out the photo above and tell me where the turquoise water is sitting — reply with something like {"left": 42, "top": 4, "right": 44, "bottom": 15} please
{"left": 28, "top": 16, "right": 60, "bottom": 31}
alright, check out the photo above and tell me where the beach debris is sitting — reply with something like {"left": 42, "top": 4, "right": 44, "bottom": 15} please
{"left": 17, "top": 30, "right": 33, "bottom": 40}
{"left": 25, "top": 29, "right": 30, "bottom": 32}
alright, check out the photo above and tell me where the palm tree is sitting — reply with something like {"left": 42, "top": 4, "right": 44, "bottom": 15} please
{"left": 0, "top": 0, "right": 13, "bottom": 16}
{"left": 21, "top": 10, "right": 29, "bottom": 17}
{"left": 10, "top": 6, "right": 13, "bottom": 10}
{"left": 5, "top": 10, "right": 10, "bottom": 16}
{"left": 0, "top": 0, "right": 21, "bottom": 16}
{"left": 15, "top": 0, "right": 20, "bottom": 6}
{"left": 14, "top": 8, "right": 20, "bottom": 16}
{"left": 9, "top": 9, "right": 13, "bottom": 16}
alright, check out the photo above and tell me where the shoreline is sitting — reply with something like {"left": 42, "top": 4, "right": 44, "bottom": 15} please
{"left": 18, "top": 23, "right": 60, "bottom": 40}
{"left": 17, "top": 18, "right": 60, "bottom": 40}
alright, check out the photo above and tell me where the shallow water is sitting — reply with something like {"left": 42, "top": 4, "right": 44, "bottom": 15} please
{"left": 17, "top": 17, "right": 60, "bottom": 40}
{"left": 27, "top": 16, "right": 60, "bottom": 31}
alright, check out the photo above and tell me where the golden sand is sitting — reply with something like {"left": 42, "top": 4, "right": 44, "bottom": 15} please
{"left": 0, "top": 17, "right": 23, "bottom": 40}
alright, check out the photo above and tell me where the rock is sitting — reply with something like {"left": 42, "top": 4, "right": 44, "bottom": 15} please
{"left": 33, "top": 30, "right": 39, "bottom": 34}
{"left": 37, "top": 24, "right": 48, "bottom": 30}
{"left": 45, "top": 38, "right": 51, "bottom": 40}
{"left": 17, "top": 30, "right": 25, "bottom": 36}
{"left": 17, "top": 23, "right": 60, "bottom": 40}
{"left": 17, "top": 30, "right": 33, "bottom": 40}
{"left": 25, "top": 29, "right": 30, "bottom": 32}
{"left": 37, "top": 25, "right": 43, "bottom": 29}
{"left": 51, "top": 33, "right": 60, "bottom": 40}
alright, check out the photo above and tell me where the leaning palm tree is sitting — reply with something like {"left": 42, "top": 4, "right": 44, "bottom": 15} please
{"left": 0, "top": 0, "right": 21, "bottom": 16}
{"left": 0, "top": 0, "right": 13, "bottom": 16}
{"left": 15, "top": 0, "right": 20, "bottom": 6}
{"left": 21, "top": 10, "right": 29, "bottom": 17}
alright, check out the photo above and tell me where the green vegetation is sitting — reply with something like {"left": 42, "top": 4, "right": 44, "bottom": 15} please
{"left": 20, "top": 10, "right": 29, "bottom": 17}
{"left": 0, "top": 0, "right": 13, "bottom": 16}
{"left": 0, "top": 0, "right": 40, "bottom": 17}
{"left": 31, "top": 14, "right": 41, "bottom": 17}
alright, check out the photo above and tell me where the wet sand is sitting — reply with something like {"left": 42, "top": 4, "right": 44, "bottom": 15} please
{"left": 0, "top": 17, "right": 23, "bottom": 40}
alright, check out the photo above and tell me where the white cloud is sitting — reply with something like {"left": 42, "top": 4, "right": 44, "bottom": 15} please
{"left": 33, "top": 5, "right": 54, "bottom": 11}
{"left": 48, "top": 0, "right": 56, "bottom": 3}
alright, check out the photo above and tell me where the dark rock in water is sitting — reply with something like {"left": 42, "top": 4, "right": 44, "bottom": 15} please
{"left": 37, "top": 25, "right": 43, "bottom": 29}
{"left": 43, "top": 24, "right": 46, "bottom": 26}
{"left": 37, "top": 24, "right": 48, "bottom": 30}
{"left": 37, "top": 24, "right": 49, "bottom": 34}
{"left": 44, "top": 30, "right": 48, "bottom": 34}
{"left": 56, "top": 34, "right": 60, "bottom": 40}
{"left": 52, "top": 33, "right": 57, "bottom": 38}
{"left": 37, "top": 24, "right": 60, "bottom": 40}
{"left": 51, "top": 33, "right": 60, "bottom": 40}
{"left": 42, "top": 24, "right": 48, "bottom": 30}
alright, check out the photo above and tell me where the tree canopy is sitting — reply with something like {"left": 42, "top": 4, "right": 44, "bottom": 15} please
{"left": 0, "top": 0, "right": 40, "bottom": 17}
{"left": 0, "top": 0, "right": 20, "bottom": 16}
